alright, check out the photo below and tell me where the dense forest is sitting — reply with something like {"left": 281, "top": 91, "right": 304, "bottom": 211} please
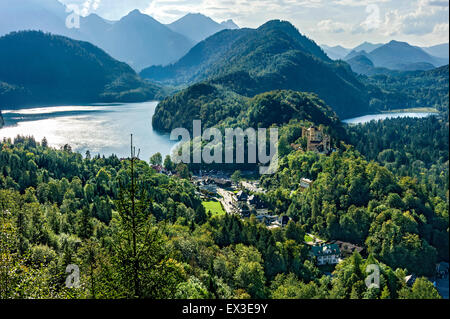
{"left": 346, "top": 115, "right": 449, "bottom": 198}
{"left": 0, "top": 31, "right": 162, "bottom": 109}
{"left": 0, "top": 136, "right": 445, "bottom": 299}
{"left": 0, "top": 16, "right": 447, "bottom": 301}
{"left": 143, "top": 20, "right": 373, "bottom": 119}
{"left": 144, "top": 20, "right": 449, "bottom": 124}
{"left": 361, "top": 65, "right": 449, "bottom": 112}
{"left": 153, "top": 87, "right": 341, "bottom": 133}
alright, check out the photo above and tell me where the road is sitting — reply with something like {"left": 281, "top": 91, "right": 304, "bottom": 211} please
{"left": 217, "top": 188, "right": 238, "bottom": 215}
{"left": 241, "top": 181, "right": 265, "bottom": 193}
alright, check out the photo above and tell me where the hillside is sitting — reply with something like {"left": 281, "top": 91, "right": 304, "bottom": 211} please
{"left": 152, "top": 81, "right": 342, "bottom": 134}
{"left": 361, "top": 65, "right": 449, "bottom": 112}
{"left": 143, "top": 20, "right": 372, "bottom": 119}
{"left": 0, "top": 31, "right": 161, "bottom": 108}
{"left": 347, "top": 54, "right": 436, "bottom": 75}
{"left": 0, "top": 1, "right": 195, "bottom": 70}
{"left": 346, "top": 55, "right": 376, "bottom": 75}
{"left": 0, "top": 0, "right": 71, "bottom": 37}
{"left": 142, "top": 20, "right": 332, "bottom": 84}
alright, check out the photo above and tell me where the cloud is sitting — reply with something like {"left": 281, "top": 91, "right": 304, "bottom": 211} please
{"left": 331, "top": 0, "right": 389, "bottom": 7}
{"left": 58, "top": 0, "right": 449, "bottom": 46}
{"left": 349, "top": 0, "right": 449, "bottom": 37}
{"left": 142, "top": 0, "right": 326, "bottom": 24}
{"left": 317, "top": 19, "right": 347, "bottom": 33}
{"left": 384, "top": 0, "right": 449, "bottom": 36}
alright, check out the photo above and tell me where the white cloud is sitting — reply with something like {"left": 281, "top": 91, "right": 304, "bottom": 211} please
{"left": 58, "top": 0, "right": 450, "bottom": 46}
{"left": 380, "top": 0, "right": 448, "bottom": 36}
{"left": 332, "top": 0, "right": 389, "bottom": 7}
{"left": 317, "top": 19, "right": 347, "bottom": 33}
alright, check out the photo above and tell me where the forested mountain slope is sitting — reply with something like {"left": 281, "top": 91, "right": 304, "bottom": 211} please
{"left": 144, "top": 20, "right": 373, "bottom": 119}
{"left": 0, "top": 31, "right": 161, "bottom": 109}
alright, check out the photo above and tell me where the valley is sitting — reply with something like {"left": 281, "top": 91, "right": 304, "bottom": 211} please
{"left": 0, "top": 0, "right": 448, "bottom": 302}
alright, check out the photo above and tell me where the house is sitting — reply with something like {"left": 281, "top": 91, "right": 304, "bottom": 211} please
{"left": 248, "top": 195, "right": 266, "bottom": 209}
{"left": 237, "top": 201, "right": 251, "bottom": 215}
{"left": 299, "top": 178, "right": 313, "bottom": 190}
{"left": 333, "top": 241, "right": 364, "bottom": 258}
{"left": 302, "top": 126, "right": 332, "bottom": 154}
{"left": 212, "top": 178, "right": 232, "bottom": 188}
{"left": 256, "top": 214, "right": 278, "bottom": 226}
{"left": 235, "top": 190, "right": 248, "bottom": 202}
{"left": 310, "top": 244, "right": 341, "bottom": 266}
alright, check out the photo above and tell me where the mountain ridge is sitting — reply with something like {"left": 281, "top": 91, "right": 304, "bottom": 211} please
{"left": 1, "top": 1, "right": 242, "bottom": 71}
{"left": 322, "top": 41, "right": 449, "bottom": 70}
{"left": 167, "top": 13, "right": 239, "bottom": 43}
{"left": 343, "top": 40, "right": 448, "bottom": 74}
{"left": 144, "top": 20, "right": 373, "bottom": 120}
{"left": 0, "top": 31, "right": 161, "bottom": 109}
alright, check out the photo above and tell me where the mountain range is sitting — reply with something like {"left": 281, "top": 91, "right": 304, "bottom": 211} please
{"left": 322, "top": 41, "right": 449, "bottom": 74}
{"left": 340, "top": 41, "right": 448, "bottom": 75}
{"left": 322, "top": 41, "right": 448, "bottom": 60}
{"left": 145, "top": 20, "right": 374, "bottom": 122}
{"left": 77, "top": 10, "right": 195, "bottom": 71}
{"left": 167, "top": 13, "right": 239, "bottom": 43}
{"left": 0, "top": 0, "right": 239, "bottom": 70}
{"left": 0, "top": 31, "right": 161, "bottom": 109}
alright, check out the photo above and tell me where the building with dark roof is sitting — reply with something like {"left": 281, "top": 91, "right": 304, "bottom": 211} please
{"left": 236, "top": 190, "right": 248, "bottom": 201}
{"left": 310, "top": 244, "right": 341, "bottom": 265}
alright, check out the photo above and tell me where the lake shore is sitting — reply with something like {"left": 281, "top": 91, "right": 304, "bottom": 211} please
{"left": 381, "top": 107, "right": 439, "bottom": 113}
{"left": 342, "top": 111, "right": 437, "bottom": 125}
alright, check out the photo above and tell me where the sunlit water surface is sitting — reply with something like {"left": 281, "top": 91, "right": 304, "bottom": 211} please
{"left": 0, "top": 102, "right": 177, "bottom": 160}
{"left": 343, "top": 112, "right": 435, "bottom": 124}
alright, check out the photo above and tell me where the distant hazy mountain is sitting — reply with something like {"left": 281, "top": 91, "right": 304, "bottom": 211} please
{"left": 143, "top": 20, "right": 373, "bottom": 119}
{"left": 321, "top": 45, "right": 351, "bottom": 60}
{"left": 0, "top": 0, "right": 74, "bottom": 37}
{"left": 221, "top": 19, "right": 239, "bottom": 30}
{"left": 0, "top": 31, "right": 161, "bottom": 108}
{"left": 0, "top": 1, "right": 196, "bottom": 70}
{"left": 344, "top": 50, "right": 371, "bottom": 61}
{"left": 167, "top": 13, "right": 239, "bottom": 42}
{"left": 344, "top": 40, "right": 448, "bottom": 74}
{"left": 327, "top": 41, "right": 449, "bottom": 65}
{"left": 352, "top": 42, "right": 383, "bottom": 53}
{"left": 79, "top": 10, "right": 194, "bottom": 70}
{"left": 346, "top": 55, "right": 376, "bottom": 75}
{"left": 369, "top": 40, "right": 447, "bottom": 69}
{"left": 422, "top": 43, "right": 449, "bottom": 59}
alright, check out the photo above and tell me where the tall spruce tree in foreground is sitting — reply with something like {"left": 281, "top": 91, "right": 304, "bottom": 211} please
{"left": 113, "top": 136, "right": 184, "bottom": 298}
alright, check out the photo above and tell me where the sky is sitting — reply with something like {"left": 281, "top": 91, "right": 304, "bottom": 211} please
{"left": 58, "top": 0, "right": 450, "bottom": 47}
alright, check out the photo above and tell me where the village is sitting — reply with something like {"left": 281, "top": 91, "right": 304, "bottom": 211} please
{"left": 150, "top": 125, "right": 449, "bottom": 298}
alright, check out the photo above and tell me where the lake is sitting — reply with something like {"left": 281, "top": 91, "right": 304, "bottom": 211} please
{"left": 0, "top": 102, "right": 177, "bottom": 160}
{"left": 342, "top": 112, "right": 436, "bottom": 124}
